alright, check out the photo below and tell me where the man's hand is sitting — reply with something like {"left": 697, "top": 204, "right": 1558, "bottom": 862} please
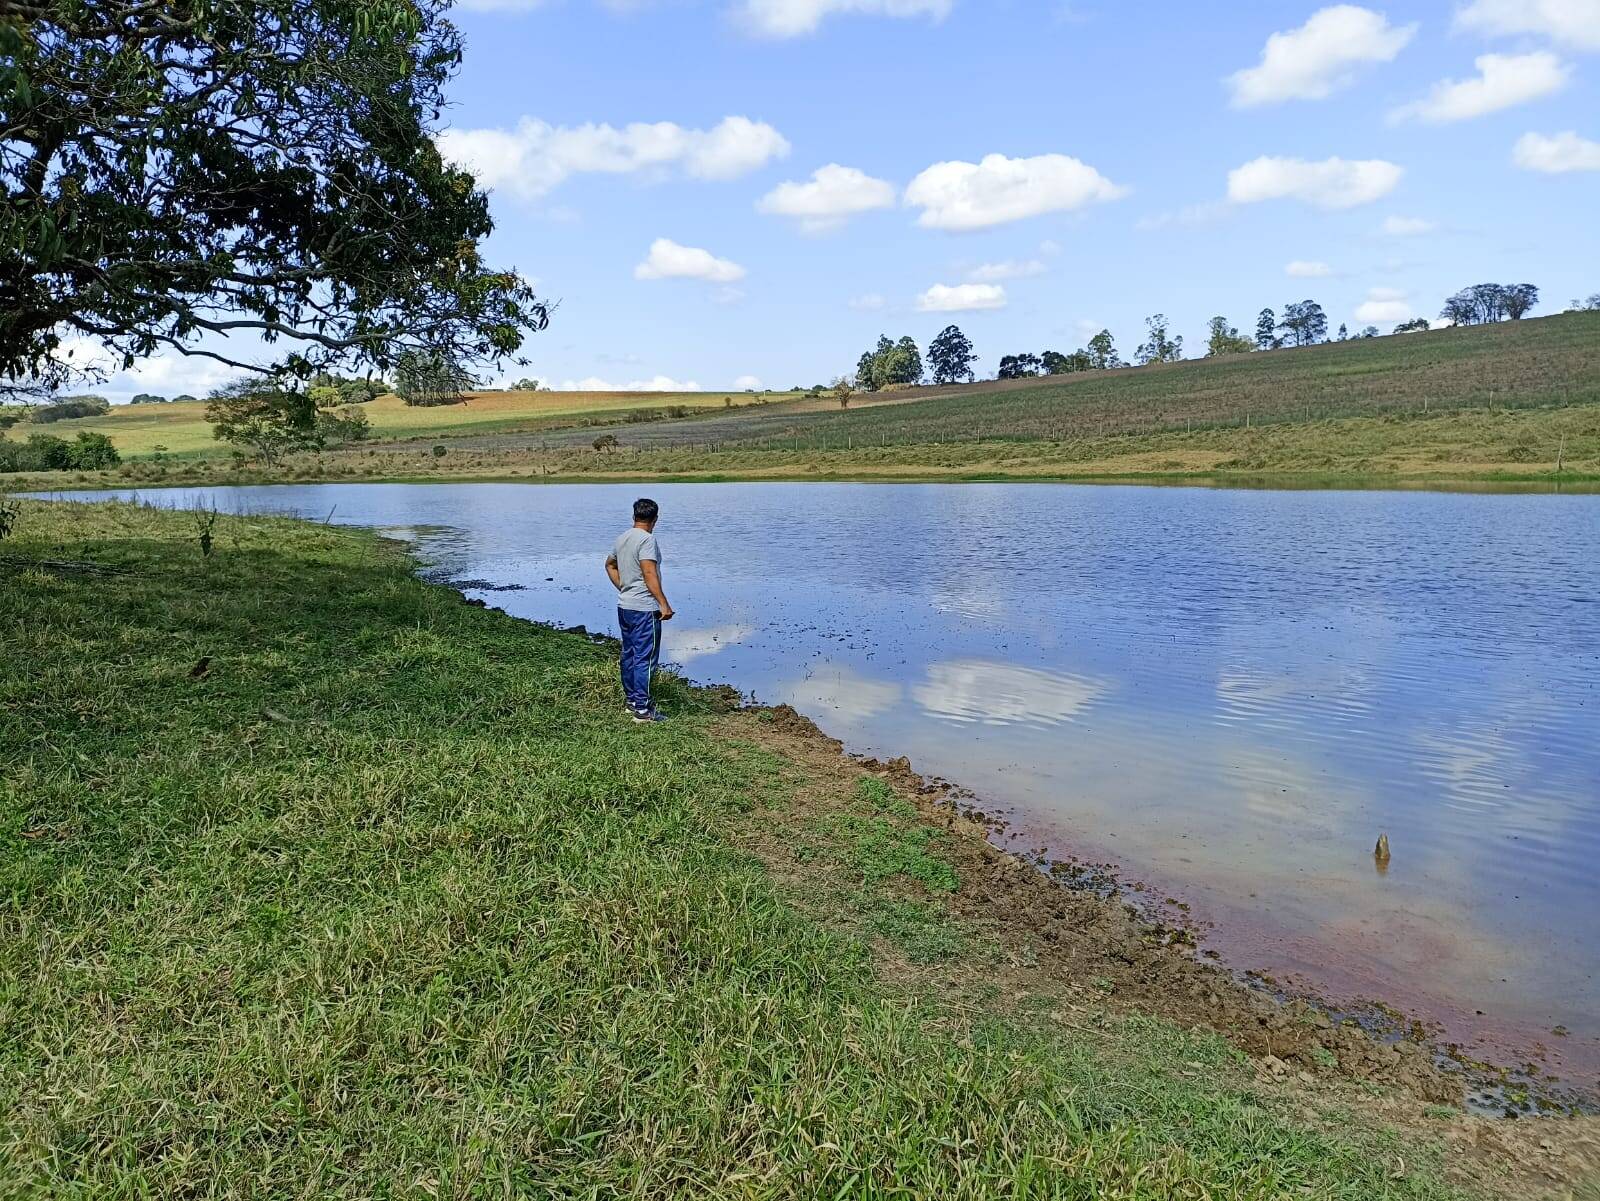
{"left": 641, "top": 559, "right": 671, "bottom": 618}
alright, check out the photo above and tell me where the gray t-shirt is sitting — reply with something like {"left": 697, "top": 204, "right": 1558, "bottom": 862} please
{"left": 613, "top": 527, "right": 663, "bottom": 612}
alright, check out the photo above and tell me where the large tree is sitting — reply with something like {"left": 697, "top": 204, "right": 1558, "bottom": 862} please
{"left": 892, "top": 335, "right": 923, "bottom": 386}
{"left": 1085, "top": 329, "right": 1121, "bottom": 370}
{"left": 1255, "top": 308, "right": 1280, "bottom": 350}
{"left": 1277, "top": 300, "right": 1327, "bottom": 347}
{"left": 855, "top": 334, "right": 921, "bottom": 390}
{"left": 927, "top": 324, "right": 977, "bottom": 385}
{"left": 0, "top": 1, "right": 548, "bottom": 400}
{"left": 394, "top": 349, "right": 472, "bottom": 407}
{"left": 1204, "top": 317, "right": 1253, "bottom": 357}
{"left": 204, "top": 379, "right": 320, "bottom": 465}
{"left": 997, "top": 353, "right": 1042, "bottom": 379}
{"left": 1134, "top": 313, "right": 1183, "bottom": 365}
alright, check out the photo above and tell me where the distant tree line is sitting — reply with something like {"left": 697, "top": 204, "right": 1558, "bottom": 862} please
{"left": 830, "top": 279, "right": 1568, "bottom": 400}
{"left": 25, "top": 394, "right": 111, "bottom": 423}
{"left": 998, "top": 331, "right": 1121, "bottom": 379}
{"left": 0, "top": 431, "right": 119, "bottom": 473}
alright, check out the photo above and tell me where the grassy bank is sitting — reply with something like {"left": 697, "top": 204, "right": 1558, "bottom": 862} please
{"left": 6, "top": 499, "right": 1574, "bottom": 1196}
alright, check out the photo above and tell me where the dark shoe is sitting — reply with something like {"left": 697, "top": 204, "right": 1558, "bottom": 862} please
{"left": 631, "top": 709, "right": 666, "bottom": 724}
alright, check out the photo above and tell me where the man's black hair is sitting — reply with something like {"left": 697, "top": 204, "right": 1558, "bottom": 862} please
{"left": 633, "top": 498, "right": 659, "bottom": 523}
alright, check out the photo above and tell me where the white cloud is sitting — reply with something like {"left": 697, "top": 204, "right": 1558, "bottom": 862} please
{"left": 1390, "top": 52, "right": 1568, "bottom": 123}
{"left": 966, "top": 258, "right": 1048, "bottom": 282}
{"left": 1228, "top": 5, "right": 1417, "bottom": 106}
{"left": 634, "top": 238, "right": 746, "bottom": 284}
{"left": 1286, "top": 259, "right": 1334, "bottom": 277}
{"left": 736, "top": 0, "right": 951, "bottom": 38}
{"left": 915, "top": 283, "right": 1007, "bottom": 312}
{"left": 1513, "top": 129, "right": 1600, "bottom": 172}
{"left": 904, "top": 153, "right": 1126, "bottom": 231}
{"left": 1227, "top": 155, "right": 1403, "bottom": 208}
{"left": 1382, "top": 214, "right": 1436, "bottom": 235}
{"left": 437, "top": 115, "right": 789, "bottom": 201}
{"left": 1355, "top": 286, "right": 1413, "bottom": 323}
{"left": 52, "top": 337, "right": 241, "bottom": 403}
{"left": 1455, "top": 0, "right": 1600, "bottom": 52}
{"left": 757, "top": 164, "right": 895, "bottom": 232}
{"left": 734, "top": 374, "right": 764, "bottom": 389}
{"left": 560, "top": 375, "right": 701, "bottom": 392}
{"left": 848, "top": 293, "right": 887, "bottom": 311}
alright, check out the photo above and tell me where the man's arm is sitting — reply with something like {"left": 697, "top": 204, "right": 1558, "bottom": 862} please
{"left": 640, "top": 559, "right": 673, "bottom": 620}
{"left": 605, "top": 553, "right": 622, "bottom": 592}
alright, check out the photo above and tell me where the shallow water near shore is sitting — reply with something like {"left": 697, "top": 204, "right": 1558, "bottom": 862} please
{"left": 44, "top": 481, "right": 1600, "bottom": 1085}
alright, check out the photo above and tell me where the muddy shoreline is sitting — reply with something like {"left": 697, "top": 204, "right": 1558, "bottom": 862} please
{"left": 454, "top": 586, "right": 1594, "bottom": 1120}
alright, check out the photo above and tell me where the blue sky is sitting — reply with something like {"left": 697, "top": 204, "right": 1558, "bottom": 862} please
{"left": 99, "top": 1, "right": 1600, "bottom": 398}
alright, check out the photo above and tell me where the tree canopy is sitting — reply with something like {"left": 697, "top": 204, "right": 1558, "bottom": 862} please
{"left": 1085, "top": 330, "right": 1121, "bottom": 370}
{"left": 394, "top": 350, "right": 473, "bottom": 407}
{"left": 854, "top": 334, "right": 922, "bottom": 391}
{"left": 1276, "top": 300, "right": 1327, "bottom": 347}
{"left": 205, "top": 379, "right": 318, "bottom": 465}
{"left": 1204, "top": 317, "right": 1254, "bottom": 357}
{"left": 1440, "top": 283, "right": 1538, "bottom": 325}
{"left": 927, "top": 325, "right": 977, "bottom": 385}
{"left": 0, "top": 1, "right": 548, "bottom": 400}
{"left": 1134, "top": 314, "right": 1183, "bottom": 365}
{"left": 996, "top": 353, "right": 1042, "bottom": 380}
{"left": 1255, "top": 308, "right": 1280, "bottom": 350}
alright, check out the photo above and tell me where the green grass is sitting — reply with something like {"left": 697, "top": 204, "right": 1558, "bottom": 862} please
{"left": 4, "top": 388, "right": 794, "bottom": 458}
{"left": 0, "top": 500, "right": 1478, "bottom": 1197}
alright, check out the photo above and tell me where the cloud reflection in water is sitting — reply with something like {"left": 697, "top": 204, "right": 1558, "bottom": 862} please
{"left": 913, "top": 658, "right": 1108, "bottom": 727}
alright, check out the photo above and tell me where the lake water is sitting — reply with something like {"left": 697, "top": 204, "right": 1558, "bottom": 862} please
{"left": 45, "top": 482, "right": 1600, "bottom": 1084}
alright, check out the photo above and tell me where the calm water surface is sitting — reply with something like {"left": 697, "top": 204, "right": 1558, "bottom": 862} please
{"left": 49, "top": 483, "right": 1600, "bottom": 1080}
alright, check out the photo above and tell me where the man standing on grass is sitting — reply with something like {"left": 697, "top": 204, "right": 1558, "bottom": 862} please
{"left": 606, "top": 498, "right": 674, "bottom": 723}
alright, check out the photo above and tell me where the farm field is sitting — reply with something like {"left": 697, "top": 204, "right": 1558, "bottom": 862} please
{"left": 4, "top": 387, "right": 805, "bottom": 458}
{"left": 519, "top": 311, "right": 1600, "bottom": 456}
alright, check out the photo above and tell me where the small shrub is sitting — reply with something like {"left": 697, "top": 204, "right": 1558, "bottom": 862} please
{"left": 193, "top": 506, "right": 218, "bottom": 557}
{"left": 0, "top": 498, "right": 20, "bottom": 540}
{"left": 431, "top": 444, "right": 447, "bottom": 458}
